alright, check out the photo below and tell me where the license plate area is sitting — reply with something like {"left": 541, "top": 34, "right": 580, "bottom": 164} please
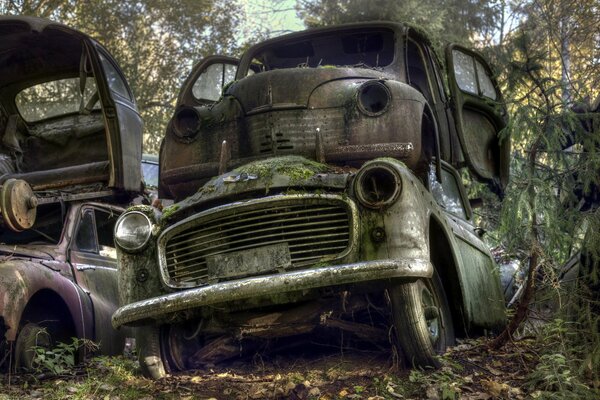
{"left": 206, "top": 242, "right": 291, "bottom": 281}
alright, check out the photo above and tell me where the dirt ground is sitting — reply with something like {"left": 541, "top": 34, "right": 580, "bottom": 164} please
{"left": 0, "top": 336, "right": 545, "bottom": 400}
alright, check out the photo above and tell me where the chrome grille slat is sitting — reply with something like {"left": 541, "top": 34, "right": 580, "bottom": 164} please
{"left": 160, "top": 196, "right": 354, "bottom": 287}
{"left": 166, "top": 234, "right": 350, "bottom": 274}
{"left": 166, "top": 218, "right": 348, "bottom": 260}
{"left": 165, "top": 210, "right": 345, "bottom": 255}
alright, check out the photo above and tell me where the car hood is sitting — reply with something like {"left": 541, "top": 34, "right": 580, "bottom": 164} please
{"left": 162, "top": 156, "right": 352, "bottom": 222}
{"left": 227, "top": 67, "right": 394, "bottom": 114}
{"left": 0, "top": 243, "right": 57, "bottom": 260}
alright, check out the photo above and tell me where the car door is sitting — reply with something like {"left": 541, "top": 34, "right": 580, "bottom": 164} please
{"left": 69, "top": 204, "right": 127, "bottom": 355}
{"left": 446, "top": 45, "right": 509, "bottom": 195}
{"left": 177, "top": 56, "right": 240, "bottom": 107}
{"left": 428, "top": 163, "right": 505, "bottom": 330}
{"left": 85, "top": 41, "right": 143, "bottom": 193}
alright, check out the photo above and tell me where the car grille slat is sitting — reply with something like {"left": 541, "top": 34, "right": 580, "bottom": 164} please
{"left": 165, "top": 209, "right": 346, "bottom": 255}
{"left": 159, "top": 196, "right": 354, "bottom": 287}
{"left": 165, "top": 233, "right": 350, "bottom": 275}
{"left": 166, "top": 218, "right": 348, "bottom": 261}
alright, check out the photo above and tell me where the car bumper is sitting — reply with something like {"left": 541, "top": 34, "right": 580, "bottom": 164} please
{"left": 112, "top": 258, "right": 431, "bottom": 328}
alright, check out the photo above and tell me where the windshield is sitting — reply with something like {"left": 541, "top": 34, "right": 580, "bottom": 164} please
{"left": 246, "top": 28, "right": 395, "bottom": 73}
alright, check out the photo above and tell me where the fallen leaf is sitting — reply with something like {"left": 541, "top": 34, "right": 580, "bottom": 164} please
{"left": 481, "top": 379, "right": 510, "bottom": 397}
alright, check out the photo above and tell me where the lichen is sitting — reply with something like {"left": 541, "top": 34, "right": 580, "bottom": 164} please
{"left": 161, "top": 204, "right": 180, "bottom": 221}
{"left": 233, "top": 156, "right": 329, "bottom": 183}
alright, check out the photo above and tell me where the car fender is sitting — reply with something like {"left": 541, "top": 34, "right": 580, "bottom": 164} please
{"left": 0, "top": 259, "right": 93, "bottom": 341}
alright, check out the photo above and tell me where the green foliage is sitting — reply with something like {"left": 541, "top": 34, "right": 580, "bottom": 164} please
{"left": 526, "top": 319, "right": 600, "bottom": 399}
{"left": 31, "top": 337, "right": 98, "bottom": 375}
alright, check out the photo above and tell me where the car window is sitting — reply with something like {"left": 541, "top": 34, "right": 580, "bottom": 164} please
{"left": 452, "top": 49, "right": 498, "bottom": 100}
{"left": 429, "top": 166, "right": 468, "bottom": 220}
{"left": 15, "top": 77, "right": 100, "bottom": 122}
{"left": 99, "top": 52, "right": 131, "bottom": 100}
{"left": 406, "top": 39, "right": 435, "bottom": 105}
{"left": 74, "top": 208, "right": 119, "bottom": 258}
{"left": 75, "top": 209, "right": 98, "bottom": 253}
{"left": 192, "top": 62, "right": 237, "bottom": 102}
{"left": 142, "top": 160, "right": 159, "bottom": 187}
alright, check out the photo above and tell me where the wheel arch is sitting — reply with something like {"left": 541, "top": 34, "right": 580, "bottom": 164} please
{"left": 19, "top": 288, "right": 77, "bottom": 341}
{"left": 428, "top": 215, "right": 468, "bottom": 337}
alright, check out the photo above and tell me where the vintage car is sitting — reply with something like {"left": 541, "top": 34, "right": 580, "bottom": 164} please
{"left": 112, "top": 22, "right": 509, "bottom": 378}
{"left": 0, "top": 16, "right": 142, "bottom": 370}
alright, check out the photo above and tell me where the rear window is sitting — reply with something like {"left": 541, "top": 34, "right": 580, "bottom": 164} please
{"left": 15, "top": 77, "right": 100, "bottom": 122}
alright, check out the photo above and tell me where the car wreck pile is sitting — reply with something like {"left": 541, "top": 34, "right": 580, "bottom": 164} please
{"left": 111, "top": 22, "right": 510, "bottom": 378}
{"left": 0, "top": 17, "right": 513, "bottom": 380}
{"left": 0, "top": 16, "right": 142, "bottom": 371}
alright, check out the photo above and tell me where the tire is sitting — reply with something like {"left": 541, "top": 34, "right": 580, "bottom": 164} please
{"left": 135, "top": 326, "right": 167, "bottom": 379}
{"left": 14, "top": 323, "right": 52, "bottom": 371}
{"left": 389, "top": 269, "right": 455, "bottom": 368}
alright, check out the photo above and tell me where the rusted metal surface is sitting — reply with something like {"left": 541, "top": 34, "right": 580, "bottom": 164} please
{"left": 0, "top": 16, "right": 142, "bottom": 370}
{"left": 113, "top": 258, "right": 431, "bottom": 328}
{"left": 115, "top": 22, "right": 509, "bottom": 374}
{"left": 0, "top": 16, "right": 142, "bottom": 197}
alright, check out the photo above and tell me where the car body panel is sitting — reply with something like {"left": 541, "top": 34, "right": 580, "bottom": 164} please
{"left": 0, "top": 16, "right": 142, "bottom": 194}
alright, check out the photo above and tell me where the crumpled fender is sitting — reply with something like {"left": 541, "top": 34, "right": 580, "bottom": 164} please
{"left": 0, "top": 259, "right": 93, "bottom": 341}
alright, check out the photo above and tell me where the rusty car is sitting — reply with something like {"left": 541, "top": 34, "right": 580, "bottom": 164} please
{"left": 112, "top": 22, "right": 509, "bottom": 378}
{"left": 0, "top": 16, "right": 142, "bottom": 371}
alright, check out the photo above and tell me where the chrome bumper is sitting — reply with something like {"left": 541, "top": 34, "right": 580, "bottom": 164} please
{"left": 112, "top": 258, "right": 431, "bottom": 328}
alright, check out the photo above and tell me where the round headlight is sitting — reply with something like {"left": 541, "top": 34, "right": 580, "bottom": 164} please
{"left": 357, "top": 81, "right": 391, "bottom": 116}
{"left": 355, "top": 163, "right": 402, "bottom": 208}
{"left": 114, "top": 211, "right": 152, "bottom": 252}
{"left": 173, "top": 106, "right": 200, "bottom": 140}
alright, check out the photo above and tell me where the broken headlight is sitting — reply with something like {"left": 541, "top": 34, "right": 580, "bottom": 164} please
{"left": 354, "top": 161, "right": 402, "bottom": 209}
{"left": 357, "top": 80, "right": 391, "bottom": 116}
{"left": 114, "top": 211, "right": 152, "bottom": 252}
{"left": 173, "top": 106, "right": 201, "bottom": 140}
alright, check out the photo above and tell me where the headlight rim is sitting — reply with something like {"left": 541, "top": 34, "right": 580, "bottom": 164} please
{"left": 356, "top": 80, "right": 392, "bottom": 117}
{"left": 172, "top": 106, "right": 201, "bottom": 141}
{"left": 114, "top": 210, "right": 153, "bottom": 253}
{"left": 354, "top": 162, "right": 402, "bottom": 209}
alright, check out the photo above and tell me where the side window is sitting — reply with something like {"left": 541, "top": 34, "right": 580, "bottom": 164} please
{"left": 99, "top": 52, "right": 132, "bottom": 100}
{"left": 74, "top": 208, "right": 119, "bottom": 258}
{"left": 75, "top": 210, "right": 98, "bottom": 253}
{"left": 429, "top": 166, "right": 468, "bottom": 220}
{"left": 452, "top": 49, "right": 498, "bottom": 100}
{"left": 406, "top": 40, "right": 435, "bottom": 105}
{"left": 192, "top": 62, "right": 237, "bottom": 102}
{"left": 95, "top": 209, "right": 119, "bottom": 258}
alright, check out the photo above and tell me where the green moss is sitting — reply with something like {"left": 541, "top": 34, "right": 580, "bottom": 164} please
{"left": 126, "top": 204, "right": 155, "bottom": 214}
{"left": 234, "top": 156, "right": 328, "bottom": 183}
{"left": 161, "top": 204, "right": 180, "bottom": 221}
{"left": 198, "top": 184, "right": 216, "bottom": 195}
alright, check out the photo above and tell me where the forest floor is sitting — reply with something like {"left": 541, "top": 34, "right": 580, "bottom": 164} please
{"left": 0, "top": 334, "right": 565, "bottom": 400}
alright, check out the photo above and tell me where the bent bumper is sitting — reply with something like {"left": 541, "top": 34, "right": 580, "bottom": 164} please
{"left": 112, "top": 258, "right": 431, "bottom": 328}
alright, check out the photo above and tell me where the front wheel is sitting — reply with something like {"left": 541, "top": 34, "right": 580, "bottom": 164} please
{"left": 135, "top": 327, "right": 167, "bottom": 379}
{"left": 389, "top": 269, "right": 455, "bottom": 367}
{"left": 14, "top": 323, "right": 52, "bottom": 371}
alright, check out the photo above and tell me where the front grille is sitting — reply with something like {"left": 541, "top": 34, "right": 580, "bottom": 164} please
{"left": 158, "top": 195, "right": 356, "bottom": 288}
{"left": 246, "top": 109, "right": 346, "bottom": 155}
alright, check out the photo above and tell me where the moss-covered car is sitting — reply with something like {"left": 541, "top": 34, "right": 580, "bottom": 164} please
{"left": 0, "top": 16, "right": 142, "bottom": 371}
{"left": 112, "top": 22, "right": 509, "bottom": 378}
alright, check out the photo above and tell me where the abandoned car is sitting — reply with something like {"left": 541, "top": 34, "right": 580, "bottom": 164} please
{"left": 112, "top": 22, "right": 509, "bottom": 378}
{"left": 0, "top": 16, "right": 142, "bottom": 370}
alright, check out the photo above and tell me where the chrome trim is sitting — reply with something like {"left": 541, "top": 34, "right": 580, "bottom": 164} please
{"left": 157, "top": 194, "right": 359, "bottom": 289}
{"left": 113, "top": 257, "right": 432, "bottom": 328}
